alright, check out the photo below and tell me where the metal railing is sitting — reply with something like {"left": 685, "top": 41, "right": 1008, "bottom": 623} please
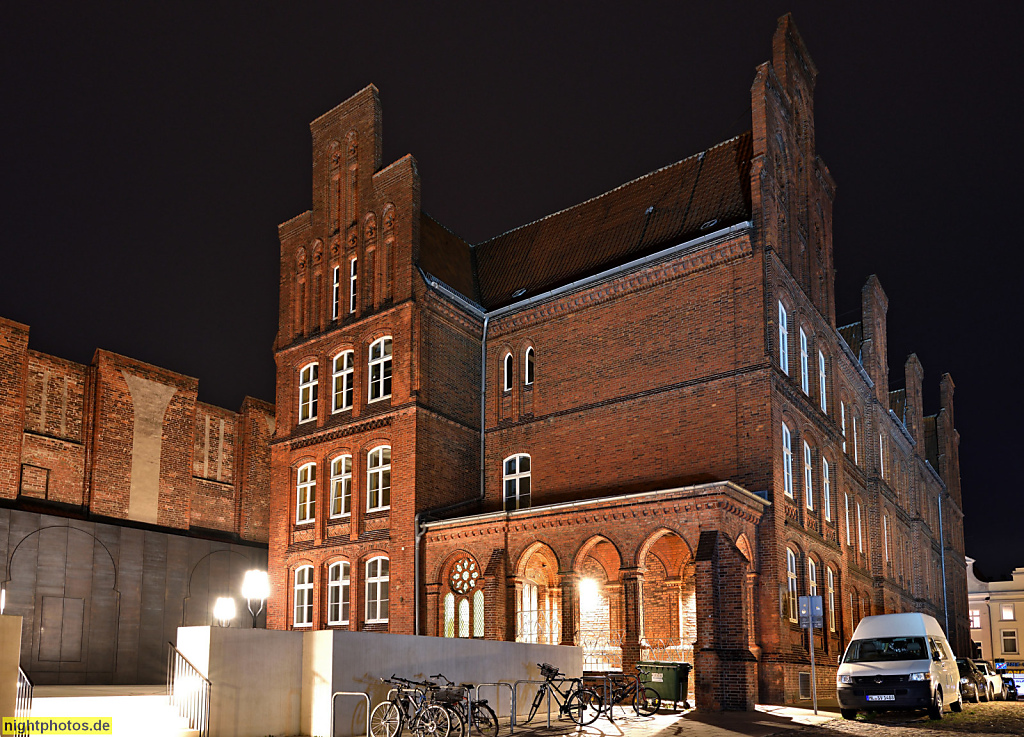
{"left": 469, "top": 682, "right": 515, "bottom": 733}
{"left": 167, "top": 642, "right": 211, "bottom": 737}
{"left": 331, "top": 691, "right": 370, "bottom": 737}
{"left": 16, "top": 667, "right": 32, "bottom": 718}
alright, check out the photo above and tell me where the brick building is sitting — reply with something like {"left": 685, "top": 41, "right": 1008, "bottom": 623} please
{"left": 267, "top": 15, "right": 968, "bottom": 708}
{"left": 0, "top": 316, "right": 272, "bottom": 684}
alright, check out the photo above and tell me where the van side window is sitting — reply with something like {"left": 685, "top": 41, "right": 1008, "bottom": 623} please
{"left": 929, "top": 638, "right": 943, "bottom": 660}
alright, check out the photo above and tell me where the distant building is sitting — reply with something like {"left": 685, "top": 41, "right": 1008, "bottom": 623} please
{"left": 967, "top": 558, "right": 1024, "bottom": 687}
{"left": 266, "top": 15, "right": 968, "bottom": 708}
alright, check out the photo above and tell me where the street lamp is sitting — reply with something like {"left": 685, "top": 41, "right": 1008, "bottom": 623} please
{"left": 213, "top": 596, "right": 236, "bottom": 627}
{"left": 242, "top": 569, "right": 270, "bottom": 628}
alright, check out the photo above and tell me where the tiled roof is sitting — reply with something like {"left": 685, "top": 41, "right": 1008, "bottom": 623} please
{"left": 420, "top": 132, "right": 753, "bottom": 311}
{"left": 889, "top": 388, "right": 907, "bottom": 423}
{"left": 839, "top": 322, "right": 864, "bottom": 361}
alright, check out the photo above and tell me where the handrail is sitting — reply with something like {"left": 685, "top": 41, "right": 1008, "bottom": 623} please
{"left": 469, "top": 682, "right": 515, "bottom": 734}
{"left": 167, "top": 641, "right": 211, "bottom": 737}
{"left": 331, "top": 691, "right": 371, "bottom": 737}
{"left": 167, "top": 642, "right": 212, "bottom": 685}
{"left": 16, "top": 666, "right": 33, "bottom": 719}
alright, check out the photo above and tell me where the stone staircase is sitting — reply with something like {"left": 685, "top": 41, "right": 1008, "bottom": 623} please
{"left": 29, "top": 685, "right": 200, "bottom": 737}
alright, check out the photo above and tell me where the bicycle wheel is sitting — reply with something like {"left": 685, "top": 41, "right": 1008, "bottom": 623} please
{"left": 412, "top": 704, "right": 452, "bottom": 737}
{"left": 633, "top": 687, "right": 661, "bottom": 716}
{"left": 526, "top": 686, "right": 546, "bottom": 723}
{"left": 443, "top": 704, "right": 466, "bottom": 737}
{"left": 565, "top": 689, "right": 601, "bottom": 726}
{"left": 370, "top": 701, "right": 404, "bottom": 737}
{"left": 470, "top": 703, "right": 498, "bottom": 737}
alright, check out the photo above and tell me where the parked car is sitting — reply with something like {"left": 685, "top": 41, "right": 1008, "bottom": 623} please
{"left": 972, "top": 660, "right": 1006, "bottom": 700}
{"left": 1005, "top": 678, "right": 1019, "bottom": 701}
{"left": 957, "top": 658, "right": 989, "bottom": 703}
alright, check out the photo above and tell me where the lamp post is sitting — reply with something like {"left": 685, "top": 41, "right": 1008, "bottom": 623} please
{"left": 242, "top": 570, "right": 270, "bottom": 628}
{"left": 213, "top": 596, "right": 236, "bottom": 627}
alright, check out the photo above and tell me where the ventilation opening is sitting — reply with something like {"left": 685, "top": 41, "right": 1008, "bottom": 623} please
{"left": 511, "top": 288, "right": 527, "bottom": 298}
{"left": 798, "top": 672, "right": 812, "bottom": 699}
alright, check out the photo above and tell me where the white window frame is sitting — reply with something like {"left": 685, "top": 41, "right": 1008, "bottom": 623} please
{"left": 349, "top": 257, "right": 358, "bottom": 314}
{"left": 524, "top": 347, "right": 534, "bottom": 386}
{"left": 365, "top": 556, "right": 390, "bottom": 624}
{"left": 503, "top": 352, "right": 513, "bottom": 392}
{"left": 856, "top": 501, "right": 863, "bottom": 554}
{"left": 879, "top": 434, "right": 885, "bottom": 479}
{"left": 852, "top": 416, "right": 859, "bottom": 465}
{"left": 332, "top": 265, "right": 341, "bottom": 320}
{"left": 778, "top": 302, "right": 789, "bottom": 374}
{"left": 782, "top": 423, "right": 794, "bottom": 498}
{"left": 844, "top": 493, "right": 852, "bottom": 545}
{"left": 799, "top": 328, "right": 809, "bottom": 394}
{"left": 840, "top": 401, "right": 847, "bottom": 453}
{"left": 332, "top": 351, "right": 354, "bottom": 413}
{"left": 808, "top": 559, "right": 817, "bottom": 598}
{"left": 367, "top": 446, "right": 391, "bottom": 512}
{"left": 827, "top": 568, "right": 836, "bottom": 632}
{"left": 293, "top": 565, "right": 314, "bottom": 628}
{"left": 883, "top": 515, "right": 890, "bottom": 563}
{"left": 803, "top": 441, "right": 813, "bottom": 510}
{"left": 473, "top": 590, "right": 485, "bottom": 638}
{"left": 970, "top": 609, "right": 982, "bottom": 629}
{"left": 296, "top": 462, "right": 316, "bottom": 524}
{"left": 443, "top": 592, "right": 456, "bottom": 638}
{"left": 328, "top": 561, "right": 350, "bottom": 625}
{"left": 329, "top": 455, "right": 352, "bottom": 518}
{"left": 458, "top": 598, "right": 470, "bottom": 638}
{"left": 786, "top": 548, "right": 798, "bottom": 622}
{"left": 1002, "top": 603, "right": 1016, "bottom": 621}
{"left": 822, "top": 458, "right": 831, "bottom": 521}
{"left": 368, "top": 337, "right": 392, "bottom": 402}
{"left": 818, "top": 350, "right": 827, "bottom": 412}
{"left": 298, "top": 363, "right": 318, "bottom": 423}
{"left": 1002, "top": 629, "right": 1019, "bottom": 654}
{"left": 503, "top": 454, "right": 531, "bottom": 511}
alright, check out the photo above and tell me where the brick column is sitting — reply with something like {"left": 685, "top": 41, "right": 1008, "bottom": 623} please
{"left": 425, "top": 582, "right": 441, "bottom": 637}
{"left": 620, "top": 567, "right": 644, "bottom": 672}
{"left": 509, "top": 576, "right": 525, "bottom": 641}
{"left": 558, "top": 571, "right": 578, "bottom": 646}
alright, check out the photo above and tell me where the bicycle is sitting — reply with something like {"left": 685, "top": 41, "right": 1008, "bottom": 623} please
{"left": 370, "top": 675, "right": 452, "bottom": 737}
{"left": 588, "top": 666, "right": 661, "bottom": 717}
{"left": 524, "top": 663, "right": 601, "bottom": 726}
{"left": 429, "top": 673, "right": 499, "bottom": 737}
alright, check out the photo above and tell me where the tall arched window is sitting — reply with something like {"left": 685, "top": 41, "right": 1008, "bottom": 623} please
{"left": 782, "top": 424, "right": 794, "bottom": 498}
{"left": 524, "top": 347, "right": 535, "bottom": 386}
{"left": 367, "top": 446, "right": 391, "bottom": 511}
{"left": 503, "top": 352, "right": 513, "bottom": 392}
{"left": 803, "top": 441, "right": 814, "bottom": 510}
{"left": 299, "top": 363, "right": 318, "bottom": 423}
{"left": 330, "top": 455, "right": 352, "bottom": 517}
{"left": 503, "top": 454, "right": 531, "bottom": 511}
{"left": 473, "top": 590, "right": 485, "bottom": 638}
{"left": 296, "top": 463, "right": 316, "bottom": 524}
{"left": 822, "top": 458, "right": 831, "bottom": 521}
{"left": 294, "top": 565, "right": 314, "bottom": 627}
{"left": 808, "top": 558, "right": 818, "bottom": 598}
{"left": 786, "top": 548, "right": 798, "bottom": 622}
{"left": 827, "top": 567, "right": 836, "bottom": 632}
{"left": 365, "top": 557, "right": 390, "bottom": 623}
{"left": 799, "top": 328, "right": 809, "bottom": 394}
{"left": 369, "top": 337, "right": 392, "bottom": 401}
{"left": 445, "top": 556, "right": 483, "bottom": 639}
{"left": 840, "top": 401, "right": 847, "bottom": 453}
{"left": 349, "top": 257, "right": 358, "bottom": 313}
{"left": 778, "top": 302, "right": 789, "bottom": 374}
{"left": 332, "top": 351, "right": 354, "bottom": 412}
{"left": 458, "top": 599, "right": 470, "bottom": 638}
{"left": 818, "top": 350, "right": 827, "bottom": 412}
{"left": 328, "top": 561, "right": 350, "bottom": 625}
{"left": 443, "top": 593, "right": 456, "bottom": 637}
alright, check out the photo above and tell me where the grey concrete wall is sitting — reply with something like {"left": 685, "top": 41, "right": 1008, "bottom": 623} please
{"left": 0, "top": 615, "right": 23, "bottom": 720}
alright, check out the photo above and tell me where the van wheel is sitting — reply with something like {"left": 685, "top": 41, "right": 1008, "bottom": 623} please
{"left": 928, "top": 687, "right": 943, "bottom": 720}
{"left": 840, "top": 709, "right": 857, "bottom": 720}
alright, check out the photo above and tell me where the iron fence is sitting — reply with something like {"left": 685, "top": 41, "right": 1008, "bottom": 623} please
{"left": 16, "top": 666, "right": 32, "bottom": 718}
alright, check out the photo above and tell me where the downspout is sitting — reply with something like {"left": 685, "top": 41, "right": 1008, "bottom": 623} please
{"left": 938, "top": 488, "right": 949, "bottom": 635}
{"left": 415, "top": 512, "right": 424, "bottom": 635}
{"left": 479, "top": 316, "right": 490, "bottom": 502}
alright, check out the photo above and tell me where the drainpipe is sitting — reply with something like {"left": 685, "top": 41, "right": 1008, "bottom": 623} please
{"left": 938, "top": 488, "right": 949, "bottom": 635}
{"left": 414, "top": 512, "right": 425, "bottom": 635}
{"left": 479, "top": 316, "right": 490, "bottom": 502}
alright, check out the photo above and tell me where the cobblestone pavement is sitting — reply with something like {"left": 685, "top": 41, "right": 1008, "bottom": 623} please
{"left": 767, "top": 700, "right": 1024, "bottom": 737}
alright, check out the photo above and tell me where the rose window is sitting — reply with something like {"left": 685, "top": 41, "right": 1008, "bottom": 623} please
{"left": 449, "top": 558, "right": 480, "bottom": 594}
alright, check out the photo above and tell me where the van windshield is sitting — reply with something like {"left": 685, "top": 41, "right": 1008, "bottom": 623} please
{"left": 843, "top": 637, "right": 928, "bottom": 663}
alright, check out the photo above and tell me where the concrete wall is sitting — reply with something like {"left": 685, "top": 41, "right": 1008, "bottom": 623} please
{"left": 0, "top": 615, "right": 23, "bottom": 721}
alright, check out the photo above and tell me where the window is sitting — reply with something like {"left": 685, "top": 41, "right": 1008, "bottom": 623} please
{"left": 296, "top": 462, "right": 316, "bottom": 524}
{"left": 294, "top": 565, "right": 314, "bottom": 627}
{"left": 827, "top": 568, "right": 836, "bottom": 632}
{"left": 883, "top": 515, "right": 890, "bottom": 563}
{"left": 365, "top": 557, "right": 390, "bottom": 623}
{"left": 328, "top": 562, "right": 350, "bottom": 625}
{"left": 879, "top": 434, "right": 885, "bottom": 479}
{"left": 808, "top": 559, "right": 817, "bottom": 598}
{"left": 782, "top": 423, "right": 794, "bottom": 498}
{"left": 856, "top": 501, "right": 863, "bottom": 553}
{"left": 1002, "top": 629, "right": 1019, "bottom": 654}
{"left": 520, "top": 582, "right": 539, "bottom": 643}
{"left": 799, "top": 329, "right": 809, "bottom": 394}
{"left": 349, "top": 258, "right": 358, "bottom": 313}
{"left": 503, "top": 352, "right": 513, "bottom": 392}
{"left": 368, "top": 337, "right": 392, "bottom": 401}
{"left": 367, "top": 446, "right": 391, "bottom": 511}
{"left": 822, "top": 458, "right": 831, "bottom": 521}
{"left": 778, "top": 302, "right": 789, "bottom": 374}
{"left": 840, "top": 402, "right": 847, "bottom": 453}
{"left": 524, "top": 347, "right": 534, "bottom": 386}
{"left": 443, "top": 593, "right": 455, "bottom": 637}
{"left": 852, "top": 416, "right": 859, "bottom": 465}
{"left": 299, "top": 363, "right": 318, "bottom": 423}
{"left": 1002, "top": 604, "right": 1016, "bottom": 621}
{"left": 804, "top": 441, "right": 813, "bottom": 510}
{"left": 970, "top": 609, "right": 982, "bottom": 629}
{"left": 459, "top": 598, "right": 470, "bottom": 638}
{"left": 786, "top": 548, "right": 798, "bottom": 622}
{"left": 332, "top": 265, "right": 341, "bottom": 320}
{"left": 330, "top": 455, "right": 352, "bottom": 517}
{"left": 503, "top": 454, "right": 531, "bottom": 511}
{"left": 818, "top": 350, "right": 827, "bottom": 412}
{"left": 473, "top": 590, "right": 484, "bottom": 638}
{"left": 332, "top": 351, "right": 354, "bottom": 412}
{"left": 844, "top": 493, "right": 852, "bottom": 545}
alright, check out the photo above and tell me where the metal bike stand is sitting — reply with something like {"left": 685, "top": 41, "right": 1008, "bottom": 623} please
{"left": 331, "top": 691, "right": 371, "bottom": 737}
{"left": 586, "top": 672, "right": 615, "bottom": 723}
{"left": 513, "top": 678, "right": 581, "bottom": 729}
{"left": 470, "top": 682, "right": 515, "bottom": 734}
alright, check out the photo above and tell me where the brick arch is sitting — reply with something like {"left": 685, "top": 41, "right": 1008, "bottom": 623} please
{"left": 431, "top": 548, "right": 482, "bottom": 589}
{"left": 573, "top": 535, "right": 623, "bottom": 581}
{"left": 635, "top": 527, "right": 694, "bottom": 574}
{"left": 735, "top": 533, "right": 754, "bottom": 566}
{"left": 513, "top": 541, "right": 559, "bottom": 583}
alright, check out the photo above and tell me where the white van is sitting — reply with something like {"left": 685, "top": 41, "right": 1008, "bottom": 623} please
{"left": 836, "top": 613, "right": 961, "bottom": 719}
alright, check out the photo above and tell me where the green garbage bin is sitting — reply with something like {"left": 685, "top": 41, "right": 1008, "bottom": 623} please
{"left": 638, "top": 661, "right": 692, "bottom": 709}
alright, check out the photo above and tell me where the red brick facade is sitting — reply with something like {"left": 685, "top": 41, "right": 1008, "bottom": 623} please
{"left": 266, "top": 15, "right": 967, "bottom": 709}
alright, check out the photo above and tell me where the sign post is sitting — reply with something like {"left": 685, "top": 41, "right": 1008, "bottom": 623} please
{"left": 799, "top": 595, "right": 823, "bottom": 715}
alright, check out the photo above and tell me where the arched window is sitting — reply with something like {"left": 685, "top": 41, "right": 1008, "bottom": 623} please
{"left": 368, "top": 337, "right": 392, "bottom": 401}
{"left": 349, "top": 257, "right": 358, "bottom": 314}
{"left": 799, "top": 328, "right": 809, "bottom": 394}
{"left": 332, "top": 265, "right": 341, "bottom": 321}
{"left": 458, "top": 598, "right": 470, "bottom": 638}
{"left": 786, "top": 548, "right": 798, "bottom": 621}
{"left": 294, "top": 565, "right": 314, "bottom": 627}
{"left": 808, "top": 558, "right": 818, "bottom": 598}
{"left": 473, "top": 590, "right": 485, "bottom": 638}
{"left": 332, "top": 351, "right": 354, "bottom": 412}
{"left": 827, "top": 567, "right": 836, "bottom": 632}
{"left": 778, "top": 302, "right": 789, "bottom": 374}
{"left": 856, "top": 500, "right": 864, "bottom": 553}
{"left": 299, "top": 363, "right": 318, "bottom": 423}
{"left": 445, "top": 556, "right": 483, "bottom": 638}
{"left": 503, "top": 352, "right": 513, "bottom": 392}
{"left": 330, "top": 455, "right": 352, "bottom": 517}
{"left": 524, "top": 347, "right": 535, "bottom": 386}
{"left": 328, "top": 561, "right": 350, "bottom": 625}
{"left": 803, "top": 441, "right": 814, "bottom": 510}
{"left": 503, "top": 454, "right": 531, "bottom": 511}
{"left": 840, "top": 401, "right": 847, "bottom": 453}
{"left": 365, "top": 557, "right": 390, "bottom": 623}
{"left": 818, "top": 350, "right": 827, "bottom": 412}
{"left": 296, "top": 463, "right": 316, "bottom": 524}
{"left": 367, "top": 446, "right": 391, "bottom": 511}
{"left": 782, "top": 423, "right": 794, "bottom": 498}
{"left": 852, "top": 412, "right": 860, "bottom": 465}
{"left": 443, "top": 593, "right": 456, "bottom": 637}
{"left": 822, "top": 458, "right": 831, "bottom": 521}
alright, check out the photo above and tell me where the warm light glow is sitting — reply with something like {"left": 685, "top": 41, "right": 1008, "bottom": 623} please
{"left": 579, "top": 578, "right": 600, "bottom": 614}
{"left": 241, "top": 569, "right": 270, "bottom": 601}
{"left": 0, "top": 586, "right": 5, "bottom": 614}
{"left": 213, "top": 596, "right": 236, "bottom": 626}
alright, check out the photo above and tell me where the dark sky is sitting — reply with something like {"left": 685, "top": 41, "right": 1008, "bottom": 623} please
{"left": 2, "top": 3, "right": 1020, "bottom": 578}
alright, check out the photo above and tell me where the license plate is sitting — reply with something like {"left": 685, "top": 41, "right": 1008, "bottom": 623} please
{"left": 866, "top": 695, "right": 895, "bottom": 701}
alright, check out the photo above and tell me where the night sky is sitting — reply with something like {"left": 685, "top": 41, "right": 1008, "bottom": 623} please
{"left": 2, "top": 3, "right": 1020, "bottom": 578}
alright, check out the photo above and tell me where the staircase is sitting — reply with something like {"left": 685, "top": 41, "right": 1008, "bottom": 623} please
{"left": 29, "top": 685, "right": 199, "bottom": 736}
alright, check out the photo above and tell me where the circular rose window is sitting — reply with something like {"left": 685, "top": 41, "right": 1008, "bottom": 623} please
{"left": 449, "top": 557, "right": 480, "bottom": 594}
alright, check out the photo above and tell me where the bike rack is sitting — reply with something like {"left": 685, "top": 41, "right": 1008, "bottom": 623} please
{"left": 583, "top": 672, "right": 616, "bottom": 723}
{"left": 331, "top": 691, "right": 371, "bottom": 737}
{"left": 513, "top": 678, "right": 583, "bottom": 729}
{"left": 469, "top": 682, "right": 515, "bottom": 734}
